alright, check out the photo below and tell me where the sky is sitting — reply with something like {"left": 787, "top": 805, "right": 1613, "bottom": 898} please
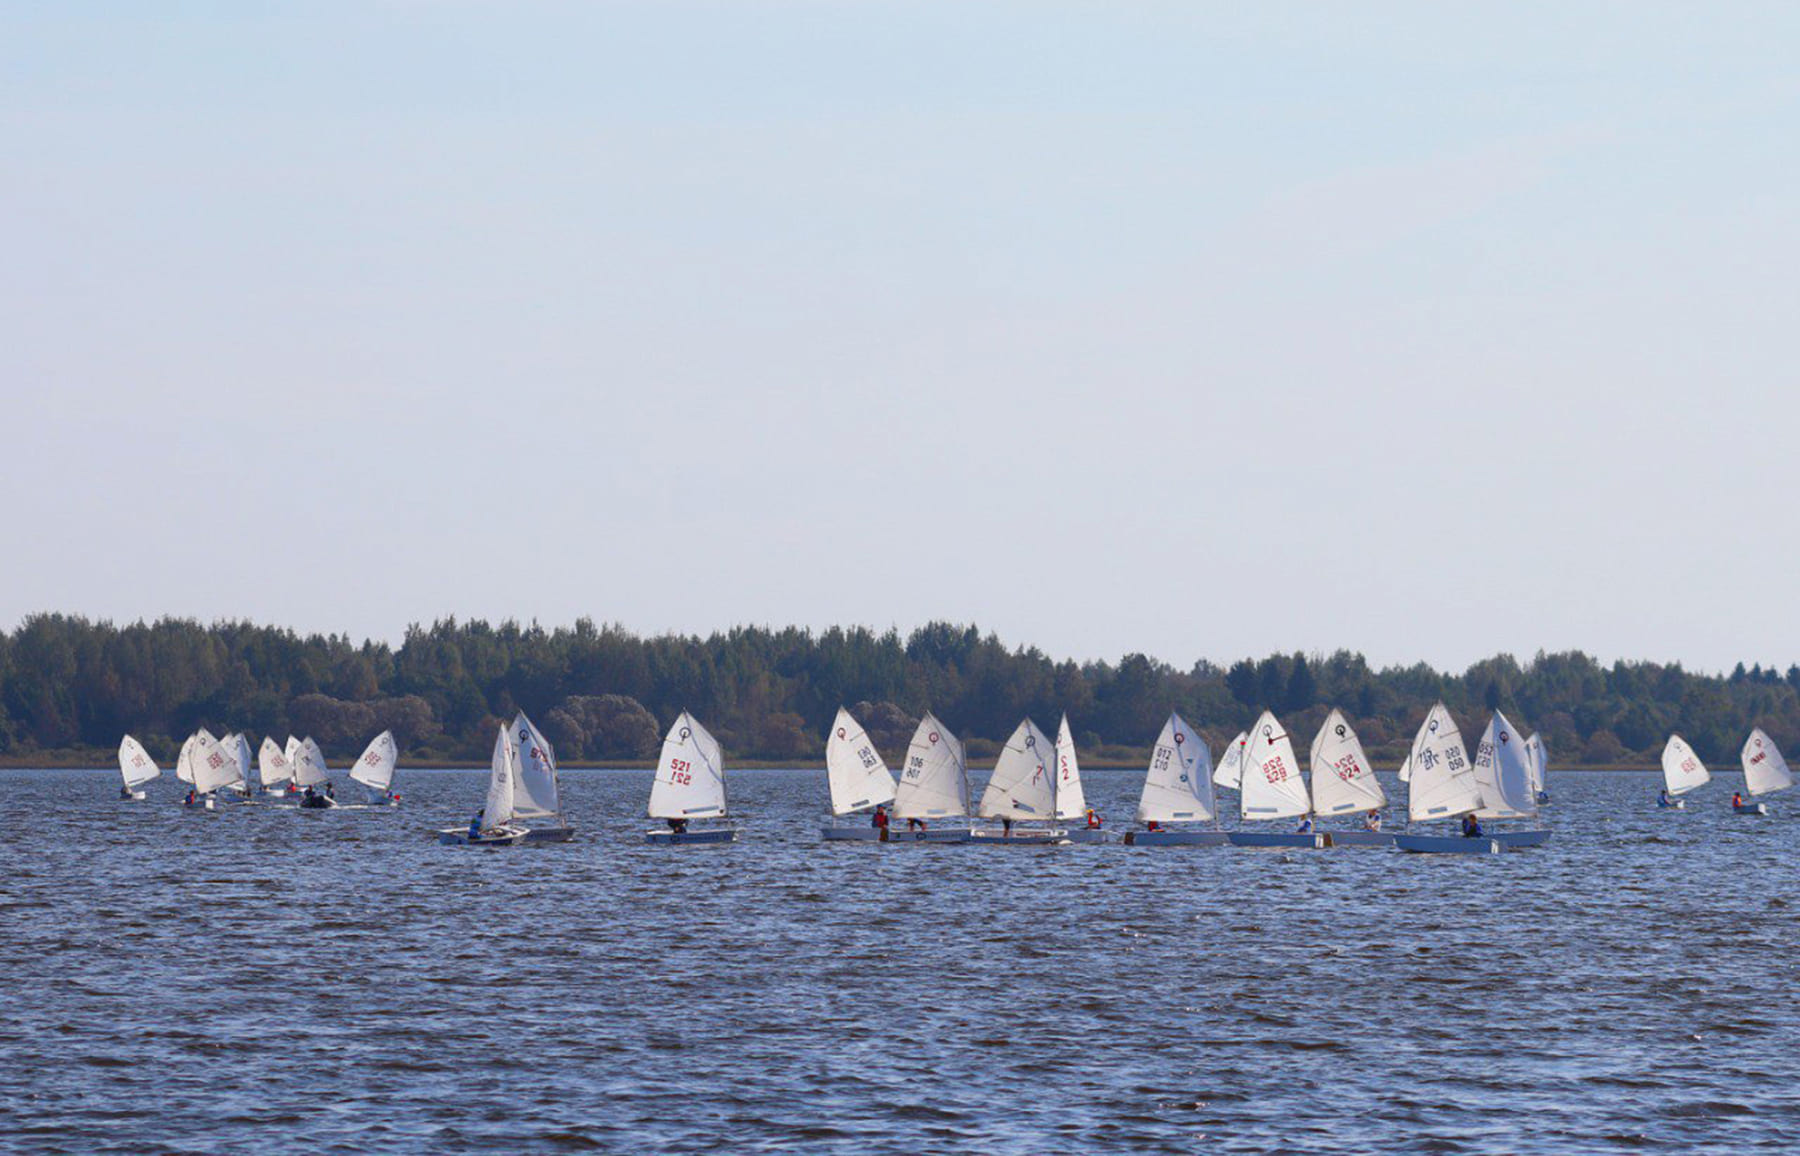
{"left": 2, "top": 3, "right": 1797, "bottom": 674}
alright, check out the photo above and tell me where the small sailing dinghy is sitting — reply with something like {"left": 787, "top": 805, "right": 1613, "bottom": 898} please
{"left": 1310, "top": 710, "right": 1392, "bottom": 846}
{"left": 820, "top": 707, "right": 898, "bottom": 841}
{"left": 1123, "top": 712, "right": 1227, "bottom": 845}
{"left": 293, "top": 737, "right": 337, "bottom": 808}
{"left": 1394, "top": 704, "right": 1501, "bottom": 854}
{"left": 258, "top": 738, "right": 297, "bottom": 800}
{"left": 508, "top": 713, "right": 575, "bottom": 840}
{"left": 117, "top": 735, "right": 160, "bottom": 800}
{"left": 1229, "top": 711, "right": 1326, "bottom": 848}
{"left": 180, "top": 729, "right": 245, "bottom": 810}
{"left": 345, "top": 730, "right": 400, "bottom": 807}
{"left": 1469, "top": 712, "right": 1552, "bottom": 848}
{"left": 1525, "top": 732, "right": 1550, "bottom": 805}
{"left": 1213, "top": 730, "right": 1248, "bottom": 791}
{"left": 972, "top": 718, "right": 1062, "bottom": 843}
{"left": 1054, "top": 716, "right": 1106, "bottom": 843}
{"left": 1737, "top": 728, "right": 1793, "bottom": 814}
{"left": 438, "top": 727, "right": 530, "bottom": 845}
{"left": 888, "top": 713, "right": 972, "bottom": 842}
{"left": 647, "top": 711, "right": 736, "bottom": 844}
{"left": 1658, "top": 734, "right": 1709, "bottom": 808}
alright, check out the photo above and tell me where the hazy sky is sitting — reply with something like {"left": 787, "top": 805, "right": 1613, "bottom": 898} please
{"left": 3, "top": 3, "right": 1796, "bottom": 673}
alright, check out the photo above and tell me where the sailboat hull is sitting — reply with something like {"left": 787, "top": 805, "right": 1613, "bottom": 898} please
{"left": 1062, "top": 828, "right": 1109, "bottom": 844}
{"left": 523, "top": 825, "right": 576, "bottom": 843}
{"left": 1490, "top": 829, "right": 1552, "bottom": 848}
{"left": 1535, "top": 791, "right": 1551, "bottom": 805}
{"left": 1394, "top": 834, "right": 1502, "bottom": 855}
{"left": 1325, "top": 830, "right": 1395, "bottom": 847}
{"left": 1123, "top": 829, "right": 1230, "bottom": 847}
{"left": 1657, "top": 797, "right": 1686, "bottom": 809}
{"left": 1228, "top": 831, "right": 1326, "bottom": 849}
{"left": 1734, "top": 803, "right": 1769, "bottom": 815}
{"left": 645, "top": 828, "right": 738, "bottom": 845}
{"left": 436, "top": 826, "right": 529, "bottom": 846}
{"left": 821, "top": 825, "right": 886, "bottom": 841}
{"left": 884, "top": 827, "right": 971, "bottom": 844}
{"left": 969, "top": 827, "right": 1062, "bottom": 844}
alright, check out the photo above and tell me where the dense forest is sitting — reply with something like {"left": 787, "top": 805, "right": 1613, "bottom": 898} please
{"left": 3, "top": 613, "right": 1798, "bottom": 770}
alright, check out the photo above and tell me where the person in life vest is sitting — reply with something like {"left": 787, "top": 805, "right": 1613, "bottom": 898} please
{"left": 1461, "top": 813, "right": 1484, "bottom": 838}
{"left": 1658, "top": 788, "right": 1673, "bottom": 806}
{"left": 184, "top": 788, "right": 197, "bottom": 806}
{"left": 1732, "top": 791, "right": 1745, "bottom": 809}
{"left": 467, "top": 810, "right": 483, "bottom": 841}
{"left": 667, "top": 816, "right": 689, "bottom": 835}
{"left": 1296, "top": 815, "right": 1314, "bottom": 834}
{"left": 871, "top": 805, "right": 889, "bottom": 830}
{"left": 906, "top": 816, "right": 926, "bottom": 833}
{"left": 119, "top": 785, "right": 133, "bottom": 799}
{"left": 1085, "top": 808, "right": 1102, "bottom": 829}
{"left": 1364, "top": 810, "right": 1382, "bottom": 831}
{"left": 1145, "top": 819, "right": 1162, "bottom": 832}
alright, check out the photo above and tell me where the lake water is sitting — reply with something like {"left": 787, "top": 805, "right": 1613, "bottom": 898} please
{"left": 1, "top": 768, "right": 1794, "bottom": 1154}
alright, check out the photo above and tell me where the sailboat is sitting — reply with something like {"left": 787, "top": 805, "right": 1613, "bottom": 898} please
{"left": 1229, "top": 711, "right": 1325, "bottom": 848}
{"left": 342, "top": 730, "right": 400, "bottom": 807}
{"left": 438, "top": 726, "right": 531, "bottom": 845}
{"left": 820, "top": 707, "right": 898, "bottom": 841}
{"left": 1055, "top": 716, "right": 1105, "bottom": 843}
{"left": 1123, "top": 712, "right": 1227, "bottom": 845}
{"left": 258, "top": 737, "right": 297, "bottom": 798}
{"left": 1393, "top": 703, "right": 1501, "bottom": 854}
{"left": 211, "top": 732, "right": 256, "bottom": 802}
{"left": 889, "top": 712, "right": 971, "bottom": 842}
{"left": 1309, "top": 709, "right": 1392, "bottom": 846}
{"left": 1213, "top": 730, "right": 1248, "bottom": 791}
{"left": 1737, "top": 728, "right": 1793, "bottom": 814}
{"left": 1525, "top": 733, "right": 1551, "bottom": 805}
{"left": 1468, "top": 712, "right": 1552, "bottom": 847}
{"left": 510, "top": 712, "right": 575, "bottom": 839}
{"left": 180, "top": 729, "right": 246, "bottom": 810}
{"left": 293, "top": 737, "right": 337, "bottom": 808}
{"left": 972, "top": 718, "right": 1061, "bottom": 843}
{"left": 117, "top": 735, "right": 160, "bottom": 800}
{"left": 1658, "top": 734, "right": 1709, "bottom": 808}
{"left": 647, "top": 711, "right": 736, "bottom": 844}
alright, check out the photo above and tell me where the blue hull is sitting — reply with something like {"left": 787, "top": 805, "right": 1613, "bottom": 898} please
{"left": 1123, "top": 829, "right": 1230, "bottom": 847}
{"left": 1394, "top": 833, "right": 1502, "bottom": 855}
{"left": 884, "top": 828, "right": 971, "bottom": 844}
{"left": 1228, "top": 831, "right": 1327, "bottom": 849}
{"left": 645, "top": 828, "right": 738, "bottom": 845}
{"left": 1061, "top": 828, "right": 1109, "bottom": 844}
{"left": 821, "top": 826, "right": 886, "bottom": 841}
{"left": 1491, "top": 829, "right": 1552, "bottom": 848}
{"left": 1325, "top": 830, "right": 1395, "bottom": 847}
{"left": 1734, "top": 803, "right": 1769, "bottom": 815}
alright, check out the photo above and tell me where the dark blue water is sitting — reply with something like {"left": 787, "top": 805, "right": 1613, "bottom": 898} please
{"left": 1, "top": 768, "right": 1794, "bottom": 1154}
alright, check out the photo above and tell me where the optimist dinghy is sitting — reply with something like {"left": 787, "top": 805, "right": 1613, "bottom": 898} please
{"left": 1309, "top": 710, "right": 1393, "bottom": 846}
{"left": 1659, "top": 734, "right": 1709, "bottom": 809}
{"left": 820, "top": 708, "right": 898, "bottom": 841}
{"left": 1394, "top": 704, "right": 1502, "bottom": 854}
{"left": 179, "top": 729, "right": 245, "bottom": 811}
{"left": 117, "top": 735, "right": 161, "bottom": 800}
{"left": 1469, "top": 712, "right": 1551, "bottom": 848}
{"left": 1123, "top": 712, "right": 1228, "bottom": 846}
{"left": 438, "top": 727, "right": 531, "bottom": 845}
{"left": 971, "top": 718, "right": 1062, "bottom": 843}
{"left": 888, "top": 713, "right": 972, "bottom": 842}
{"left": 1054, "top": 716, "right": 1106, "bottom": 843}
{"left": 1738, "top": 728, "right": 1792, "bottom": 814}
{"left": 345, "top": 730, "right": 400, "bottom": 807}
{"left": 1229, "top": 711, "right": 1326, "bottom": 848}
{"left": 292, "top": 738, "right": 338, "bottom": 808}
{"left": 647, "top": 711, "right": 735, "bottom": 844}
{"left": 1525, "top": 733, "right": 1551, "bottom": 805}
{"left": 258, "top": 738, "right": 298, "bottom": 801}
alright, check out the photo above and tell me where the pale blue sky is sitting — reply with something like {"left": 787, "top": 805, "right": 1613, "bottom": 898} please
{"left": 3, "top": 3, "right": 1796, "bottom": 672}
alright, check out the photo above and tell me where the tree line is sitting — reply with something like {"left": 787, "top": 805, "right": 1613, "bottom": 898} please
{"left": 2, "top": 612, "right": 1797, "bottom": 770}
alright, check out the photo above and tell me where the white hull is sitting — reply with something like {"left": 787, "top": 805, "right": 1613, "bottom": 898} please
{"left": 1657, "top": 797, "right": 1686, "bottom": 809}
{"left": 1061, "top": 828, "right": 1109, "bottom": 844}
{"left": 1229, "top": 831, "right": 1327, "bottom": 849}
{"left": 646, "top": 828, "right": 737, "bottom": 845}
{"left": 1734, "top": 803, "right": 1769, "bottom": 815}
{"left": 437, "top": 825, "right": 528, "bottom": 846}
{"left": 884, "top": 826, "right": 972, "bottom": 844}
{"left": 1490, "top": 829, "right": 1552, "bottom": 848}
{"left": 1394, "top": 833, "right": 1502, "bottom": 855}
{"left": 821, "top": 825, "right": 886, "bottom": 841}
{"left": 522, "top": 825, "right": 576, "bottom": 843}
{"left": 121, "top": 790, "right": 147, "bottom": 801}
{"left": 969, "top": 827, "right": 1063, "bottom": 844}
{"left": 1123, "top": 829, "right": 1230, "bottom": 847}
{"left": 1325, "top": 829, "right": 1395, "bottom": 847}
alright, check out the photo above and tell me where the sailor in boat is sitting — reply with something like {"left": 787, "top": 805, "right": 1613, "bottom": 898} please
{"left": 870, "top": 805, "right": 890, "bottom": 833}
{"left": 467, "top": 810, "right": 483, "bottom": 841}
{"left": 119, "top": 785, "right": 134, "bottom": 800}
{"left": 1144, "top": 819, "right": 1162, "bottom": 833}
{"left": 184, "top": 788, "right": 197, "bottom": 806}
{"left": 1659, "top": 788, "right": 1674, "bottom": 807}
{"left": 1001, "top": 816, "right": 1014, "bottom": 838}
{"left": 1364, "top": 810, "right": 1382, "bottom": 831}
{"left": 1085, "top": 807, "right": 1103, "bottom": 830}
{"left": 906, "top": 816, "right": 927, "bottom": 834}
{"left": 324, "top": 782, "right": 336, "bottom": 802}
{"left": 1732, "top": 791, "right": 1744, "bottom": 809}
{"left": 300, "top": 785, "right": 332, "bottom": 810}
{"left": 1296, "top": 815, "right": 1314, "bottom": 835}
{"left": 667, "top": 817, "right": 689, "bottom": 835}
{"left": 1461, "top": 813, "right": 1485, "bottom": 838}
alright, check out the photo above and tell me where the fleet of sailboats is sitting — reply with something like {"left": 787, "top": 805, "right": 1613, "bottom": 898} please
{"left": 647, "top": 711, "right": 735, "bottom": 844}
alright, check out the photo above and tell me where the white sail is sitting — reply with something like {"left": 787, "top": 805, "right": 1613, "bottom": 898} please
{"left": 891, "top": 712, "right": 969, "bottom": 819}
{"left": 1053, "top": 715, "right": 1087, "bottom": 820}
{"left": 190, "top": 729, "right": 242, "bottom": 794}
{"left": 1397, "top": 753, "right": 1412, "bottom": 782}
{"left": 258, "top": 737, "right": 293, "bottom": 788}
{"left": 1213, "top": 731, "right": 1248, "bottom": 787}
{"left": 1742, "top": 728, "right": 1795, "bottom": 796}
{"left": 1309, "top": 710, "right": 1387, "bottom": 815}
{"left": 978, "top": 718, "right": 1057, "bottom": 820}
{"left": 649, "top": 711, "right": 727, "bottom": 818}
{"left": 1406, "top": 703, "right": 1483, "bottom": 822}
{"left": 349, "top": 730, "right": 398, "bottom": 792}
{"left": 293, "top": 737, "right": 331, "bottom": 788}
{"left": 118, "top": 735, "right": 160, "bottom": 790}
{"left": 1661, "top": 734, "right": 1711, "bottom": 796}
{"left": 1523, "top": 733, "right": 1547, "bottom": 795}
{"left": 175, "top": 733, "right": 196, "bottom": 784}
{"left": 482, "top": 726, "right": 516, "bottom": 826}
{"left": 1240, "top": 711, "right": 1310, "bottom": 820}
{"left": 510, "top": 713, "right": 562, "bottom": 818}
{"left": 284, "top": 736, "right": 300, "bottom": 767}
{"left": 824, "top": 708, "right": 897, "bottom": 815}
{"left": 224, "top": 733, "right": 253, "bottom": 791}
{"left": 1471, "top": 711, "right": 1536, "bottom": 820}
{"left": 1137, "top": 712, "right": 1218, "bottom": 822}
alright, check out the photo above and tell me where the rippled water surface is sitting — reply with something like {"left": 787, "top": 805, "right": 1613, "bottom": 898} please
{"left": 2, "top": 768, "right": 1797, "bottom": 1154}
